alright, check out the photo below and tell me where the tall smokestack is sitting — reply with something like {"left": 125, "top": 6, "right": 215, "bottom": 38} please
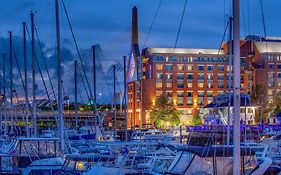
{"left": 131, "top": 6, "right": 138, "bottom": 45}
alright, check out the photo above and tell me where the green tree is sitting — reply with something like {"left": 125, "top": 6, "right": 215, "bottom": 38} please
{"left": 250, "top": 84, "right": 268, "bottom": 123}
{"left": 192, "top": 110, "right": 203, "bottom": 125}
{"left": 150, "top": 95, "right": 181, "bottom": 128}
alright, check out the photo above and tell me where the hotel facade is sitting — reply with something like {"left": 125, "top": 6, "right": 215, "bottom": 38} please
{"left": 127, "top": 37, "right": 281, "bottom": 128}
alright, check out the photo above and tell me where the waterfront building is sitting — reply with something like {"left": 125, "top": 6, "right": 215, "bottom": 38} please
{"left": 127, "top": 37, "right": 281, "bottom": 128}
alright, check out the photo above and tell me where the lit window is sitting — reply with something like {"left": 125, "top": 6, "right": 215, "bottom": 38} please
{"left": 156, "top": 73, "right": 163, "bottom": 79}
{"left": 156, "top": 82, "right": 162, "bottom": 88}
{"left": 207, "top": 83, "right": 213, "bottom": 88}
{"left": 207, "top": 74, "right": 213, "bottom": 80}
{"left": 187, "top": 82, "right": 193, "bottom": 88}
{"left": 268, "top": 89, "right": 274, "bottom": 96}
{"left": 177, "top": 64, "right": 184, "bottom": 70}
{"left": 156, "top": 64, "right": 163, "bottom": 70}
{"left": 156, "top": 91, "right": 162, "bottom": 97}
{"left": 187, "top": 65, "right": 193, "bottom": 71}
{"left": 166, "top": 73, "right": 173, "bottom": 80}
{"left": 166, "top": 82, "right": 172, "bottom": 88}
{"left": 198, "top": 82, "right": 204, "bottom": 88}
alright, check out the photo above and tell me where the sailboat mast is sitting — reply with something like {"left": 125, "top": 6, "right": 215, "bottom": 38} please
{"left": 9, "top": 31, "right": 14, "bottom": 136}
{"left": 2, "top": 53, "right": 7, "bottom": 136}
{"left": 23, "top": 22, "right": 29, "bottom": 137}
{"left": 31, "top": 12, "right": 37, "bottom": 137}
{"left": 55, "top": 0, "right": 64, "bottom": 152}
{"left": 123, "top": 56, "right": 128, "bottom": 141}
{"left": 113, "top": 65, "right": 116, "bottom": 139}
{"left": 74, "top": 60, "right": 78, "bottom": 130}
{"left": 227, "top": 17, "right": 233, "bottom": 146}
{"left": 92, "top": 45, "right": 97, "bottom": 135}
{"left": 232, "top": 0, "right": 241, "bottom": 174}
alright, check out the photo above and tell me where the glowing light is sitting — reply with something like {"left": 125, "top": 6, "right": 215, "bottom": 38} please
{"left": 152, "top": 99, "right": 155, "bottom": 106}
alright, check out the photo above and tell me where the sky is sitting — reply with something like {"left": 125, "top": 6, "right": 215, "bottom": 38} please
{"left": 0, "top": 0, "right": 280, "bottom": 104}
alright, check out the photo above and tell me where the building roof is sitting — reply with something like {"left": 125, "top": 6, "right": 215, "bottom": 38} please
{"left": 255, "top": 41, "right": 281, "bottom": 53}
{"left": 147, "top": 48, "right": 225, "bottom": 55}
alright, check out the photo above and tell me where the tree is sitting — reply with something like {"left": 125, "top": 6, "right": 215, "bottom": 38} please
{"left": 250, "top": 84, "right": 268, "bottom": 123}
{"left": 192, "top": 110, "right": 203, "bottom": 125}
{"left": 150, "top": 95, "right": 181, "bottom": 128}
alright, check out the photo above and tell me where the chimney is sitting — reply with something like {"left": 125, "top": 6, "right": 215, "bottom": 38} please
{"left": 131, "top": 6, "right": 138, "bottom": 46}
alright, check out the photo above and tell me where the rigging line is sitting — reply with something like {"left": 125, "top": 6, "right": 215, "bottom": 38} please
{"left": 259, "top": 0, "right": 267, "bottom": 38}
{"left": 247, "top": 0, "right": 250, "bottom": 35}
{"left": 259, "top": 0, "right": 268, "bottom": 54}
{"left": 77, "top": 63, "right": 90, "bottom": 101}
{"left": 142, "top": 0, "right": 163, "bottom": 49}
{"left": 173, "top": 0, "right": 188, "bottom": 52}
{"left": 61, "top": 0, "right": 97, "bottom": 112}
{"left": 241, "top": 0, "right": 247, "bottom": 37}
{"left": 12, "top": 47, "right": 33, "bottom": 115}
{"left": 26, "top": 25, "right": 57, "bottom": 106}
{"left": 217, "top": 20, "right": 230, "bottom": 54}
{"left": 34, "top": 27, "right": 57, "bottom": 102}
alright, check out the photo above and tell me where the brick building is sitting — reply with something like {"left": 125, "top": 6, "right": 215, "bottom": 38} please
{"left": 126, "top": 7, "right": 281, "bottom": 129}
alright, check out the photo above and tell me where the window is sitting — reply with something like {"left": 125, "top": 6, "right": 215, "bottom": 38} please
{"left": 207, "top": 65, "right": 213, "bottom": 71}
{"left": 187, "top": 73, "right": 193, "bottom": 80}
{"left": 186, "top": 98, "right": 193, "bottom": 105}
{"left": 165, "top": 64, "right": 173, "bottom": 70}
{"left": 156, "top": 82, "right": 162, "bottom": 88}
{"left": 166, "top": 82, "right": 172, "bottom": 88}
{"left": 218, "top": 65, "right": 225, "bottom": 71}
{"left": 156, "top": 91, "right": 162, "bottom": 97}
{"left": 187, "top": 65, "right": 193, "bottom": 71}
{"left": 166, "top": 73, "right": 173, "bottom": 80}
{"left": 198, "top": 65, "right": 204, "bottom": 71}
{"left": 177, "top": 73, "right": 184, "bottom": 80}
{"left": 177, "top": 64, "right": 184, "bottom": 70}
{"left": 177, "top": 92, "right": 184, "bottom": 105}
{"left": 198, "top": 74, "right": 204, "bottom": 80}
{"left": 277, "top": 72, "right": 281, "bottom": 78}
{"left": 278, "top": 64, "right": 281, "bottom": 69}
{"left": 268, "top": 89, "right": 274, "bottom": 96}
{"left": 207, "top": 82, "right": 213, "bottom": 88}
{"left": 207, "top": 91, "right": 213, "bottom": 97}
{"left": 218, "top": 82, "right": 224, "bottom": 88}
{"left": 198, "top": 91, "right": 204, "bottom": 97}
{"left": 156, "top": 64, "right": 163, "bottom": 70}
{"left": 269, "top": 64, "right": 274, "bottom": 70}
{"left": 198, "top": 81, "right": 204, "bottom": 88}
{"left": 178, "top": 81, "right": 184, "bottom": 88}
{"left": 187, "top": 91, "right": 193, "bottom": 97}
{"left": 156, "top": 73, "right": 163, "bottom": 79}
{"left": 187, "top": 82, "right": 193, "bottom": 88}
{"left": 218, "top": 74, "right": 224, "bottom": 80}
{"left": 207, "top": 74, "right": 213, "bottom": 80}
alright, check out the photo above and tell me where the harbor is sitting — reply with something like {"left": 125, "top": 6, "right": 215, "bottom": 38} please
{"left": 0, "top": 0, "right": 281, "bottom": 174}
